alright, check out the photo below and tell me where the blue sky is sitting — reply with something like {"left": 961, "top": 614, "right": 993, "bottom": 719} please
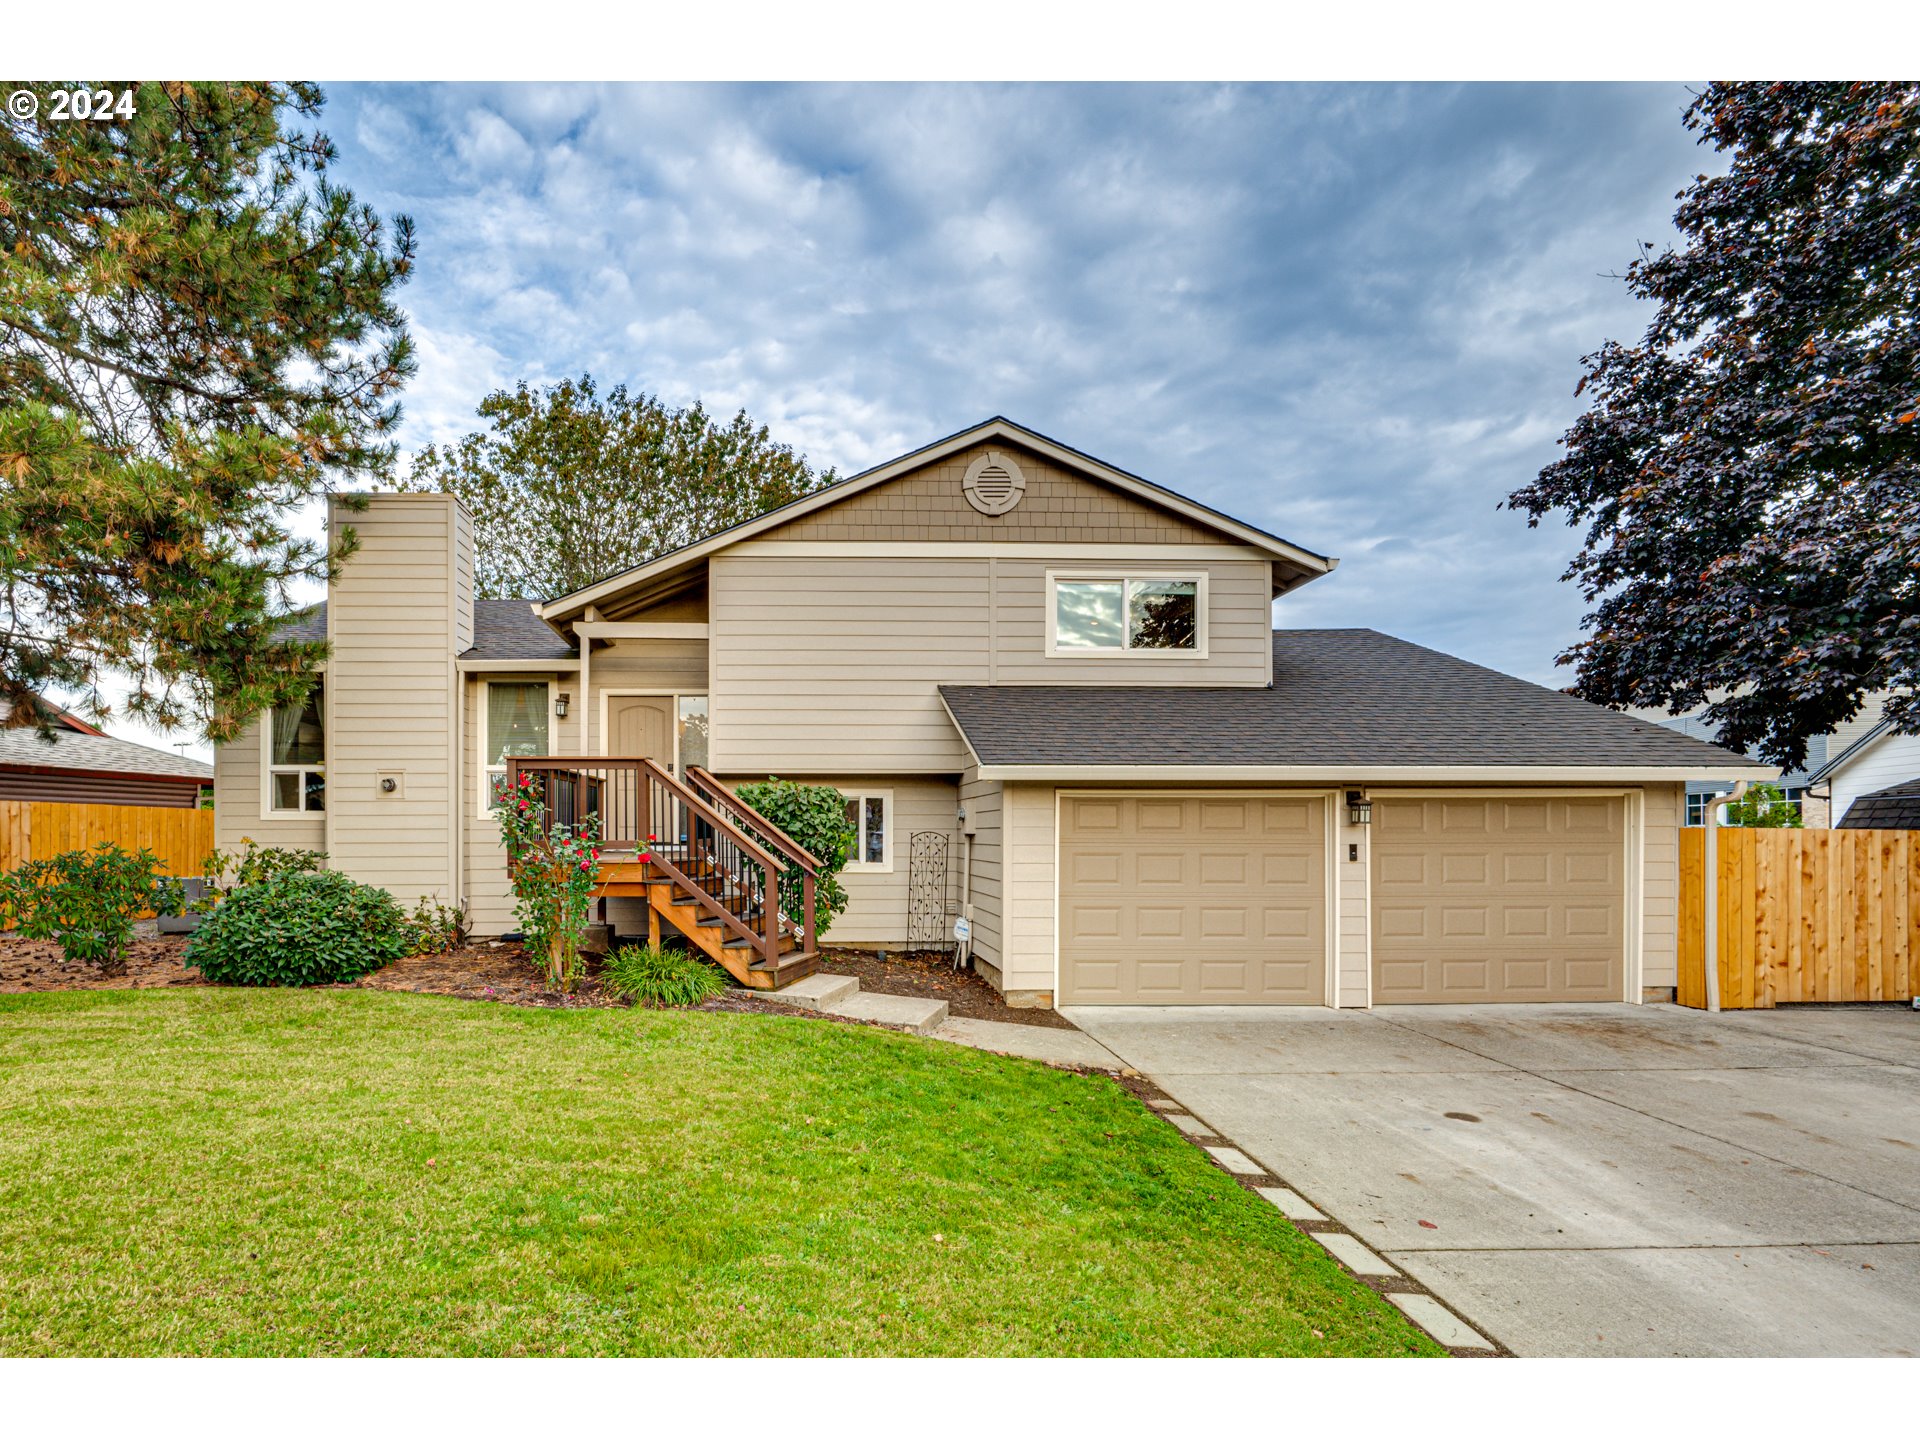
{"left": 139, "top": 81, "right": 1723, "bottom": 756}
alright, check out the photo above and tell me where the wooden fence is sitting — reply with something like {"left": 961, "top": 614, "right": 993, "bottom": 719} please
{"left": 0, "top": 800, "right": 216, "bottom": 879}
{"left": 1679, "top": 826, "right": 1920, "bottom": 1008}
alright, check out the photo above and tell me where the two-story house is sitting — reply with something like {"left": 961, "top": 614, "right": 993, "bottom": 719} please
{"left": 212, "top": 417, "right": 1763, "bottom": 1009}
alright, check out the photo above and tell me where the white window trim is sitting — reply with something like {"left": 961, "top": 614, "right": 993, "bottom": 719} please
{"left": 479, "top": 678, "right": 552, "bottom": 810}
{"left": 1044, "top": 570, "right": 1210, "bottom": 659}
{"left": 263, "top": 685, "right": 326, "bottom": 815}
{"left": 839, "top": 787, "right": 895, "bottom": 873}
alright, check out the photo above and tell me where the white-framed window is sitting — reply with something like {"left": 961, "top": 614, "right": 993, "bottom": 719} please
{"left": 840, "top": 789, "right": 893, "bottom": 872}
{"left": 1686, "top": 786, "right": 1805, "bottom": 826}
{"left": 483, "top": 680, "right": 550, "bottom": 807}
{"left": 1046, "top": 573, "right": 1208, "bottom": 657}
{"left": 266, "top": 680, "right": 325, "bottom": 812}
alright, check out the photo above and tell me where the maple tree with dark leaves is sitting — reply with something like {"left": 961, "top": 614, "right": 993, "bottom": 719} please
{"left": 0, "top": 82, "right": 414, "bottom": 740}
{"left": 1509, "top": 82, "right": 1920, "bottom": 768}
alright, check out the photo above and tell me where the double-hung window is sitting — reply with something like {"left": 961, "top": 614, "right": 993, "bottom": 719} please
{"left": 841, "top": 790, "right": 892, "bottom": 872}
{"left": 267, "top": 681, "right": 326, "bottom": 812}
{"left": 1048, "top": 574, "right": 1206, "bottom": 656}
{"left": 485, "top": 681, "right": 550, "bottom": 806}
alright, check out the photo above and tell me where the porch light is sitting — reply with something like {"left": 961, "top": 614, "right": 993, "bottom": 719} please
{"left": 1347, "top": 790, "right": 1373, "bottom": 825}
{"left": 555, "top": 692, "right": 571, "bottom": 719}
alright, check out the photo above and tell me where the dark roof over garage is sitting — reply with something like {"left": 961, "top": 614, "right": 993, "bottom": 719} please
{"left": 940, "top": 629, "right": 1764, "bottom": 772}
{"left": 1837, "top": 779, "right": 1920, "bottom": 830}
{"left": 279, "top": 601, "right": 577, "bottom": 662}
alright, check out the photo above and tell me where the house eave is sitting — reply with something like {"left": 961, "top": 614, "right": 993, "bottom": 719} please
{"left": 971, "top": 763, "right": 1782, "bottom": 784}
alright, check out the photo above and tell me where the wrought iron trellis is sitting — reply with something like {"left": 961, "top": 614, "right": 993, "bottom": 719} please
{"left": 907, "top": 830, "right": 952, "bottom": 957}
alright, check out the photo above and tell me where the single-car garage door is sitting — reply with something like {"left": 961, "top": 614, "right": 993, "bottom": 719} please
{"left": 1371, "top": 796, "right": 1626, "bottom": 1003}
{"left": 1059, "top": 794, "right": 1328, "bottom": 1004}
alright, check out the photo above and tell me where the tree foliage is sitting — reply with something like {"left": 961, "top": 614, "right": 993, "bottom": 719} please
{"left": 0, "top": 81, "right": 415, "bottom": 740}
{"left": 401, "top": 376, "right": 835, "bottom": 599}
{"left": 1721, "top": 781, "right": 1804, "bottom": 829}
{"left": 1508, "top": 83, "right": 1920, "bottom": 767}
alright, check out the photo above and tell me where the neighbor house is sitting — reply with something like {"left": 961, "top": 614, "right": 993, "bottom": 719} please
{"left": 212, "top": 417, "right": 1766, "bottom": 1007}
{"left": 1, "top": 699, "right": 213, "bottom": 808}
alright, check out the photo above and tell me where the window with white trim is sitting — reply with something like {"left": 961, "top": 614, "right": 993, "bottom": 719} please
{"left": 841, "top": 790, "right": 892, "bottom": 871}
{"left": 267, "top": 681, "right": 325, "bottom": 812}
{"left": 1048, "top": 574, "right": 1205, "bottom": 655}
{"left": 484, "top": 681, "right": 550, "bottom": 807}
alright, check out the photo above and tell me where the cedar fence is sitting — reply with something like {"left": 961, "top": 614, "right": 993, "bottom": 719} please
{"left": 1679, "top": 826, "right": 1920, "bottom": 1009}
{"left": 0, "top": 800, "right": 216, "bottom": 881}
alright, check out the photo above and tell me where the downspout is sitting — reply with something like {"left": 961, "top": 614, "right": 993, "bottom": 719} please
{"left": 1701, "top": 780, "right": 1750, "bottom": 1014}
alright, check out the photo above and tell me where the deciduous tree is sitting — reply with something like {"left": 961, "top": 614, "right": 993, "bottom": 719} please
{"left": 402, "top": 377, "right": 834, "bottom": 599}
{"left": 1509, "top": 83, "right": 1919, "bottom": 767}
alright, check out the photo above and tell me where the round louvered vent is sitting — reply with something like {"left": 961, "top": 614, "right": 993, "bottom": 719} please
{"left": 962, "top": 450, "right": 1027, "bottom": 516}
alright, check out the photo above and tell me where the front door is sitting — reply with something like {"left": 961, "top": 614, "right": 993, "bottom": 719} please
{"left": 607, "top": 695, "right": 674, "bottom": 767}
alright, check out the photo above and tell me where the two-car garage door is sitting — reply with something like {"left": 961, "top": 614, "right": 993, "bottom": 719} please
{"left": 1057, "top": 791, "right": 1628, "bottom": 1005}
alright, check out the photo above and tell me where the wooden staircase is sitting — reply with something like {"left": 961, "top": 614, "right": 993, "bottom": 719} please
{"left": 512, "top": 756, "right": 823, "bottom": 992}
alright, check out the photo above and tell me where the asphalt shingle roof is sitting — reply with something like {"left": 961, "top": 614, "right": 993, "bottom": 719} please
{"left": 1837, "top": 778, "right": 1920, "bottom": 829}
{"left": 940, "top": 629, "right": 1762, "bottom": 771}
{"left": 0, "top": 723, "right": 212, "bottom": 783}
{"left": 281, "top": 601, "right": 576, "bottom": 662}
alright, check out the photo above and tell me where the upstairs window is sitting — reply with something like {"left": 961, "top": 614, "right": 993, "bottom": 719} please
{"left": 268, "top": 682, "right": 325, "bottom": 812}
{"left": 485, "top": 681, "right": 550, "bottom": 806}
{"left": 1048, "top": 574, "right": 1205, "bottom": 656}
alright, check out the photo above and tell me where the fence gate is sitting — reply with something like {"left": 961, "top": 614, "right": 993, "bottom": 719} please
{"left": 1679, "top": 826, "right": 1920, "bottom": 1008}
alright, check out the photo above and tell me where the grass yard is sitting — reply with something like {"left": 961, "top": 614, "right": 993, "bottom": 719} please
{"left": 0, "top": 989, "right": 1440, "bottom": 1357}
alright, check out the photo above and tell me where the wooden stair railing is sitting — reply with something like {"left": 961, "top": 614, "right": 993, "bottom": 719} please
{"left": 510, "top": 756, "right": 818, "bottom": 989}
{"left": 684, "top": 764, "right": 819, "bottom": 959}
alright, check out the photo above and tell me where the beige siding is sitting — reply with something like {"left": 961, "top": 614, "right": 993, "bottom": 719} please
{"left": 452, "top": 503, "right": 475, "bottom": 654}
{"left": 1641, "top": 782, "right": 1681, "bottom": 991}
{"left": 1336, "top": 801, "right": 1371, "bottom": 1006}
{"left": 756, "top": 441, "right": 1224, "bottom": 546}
{"left": 991, "top": 556, "right": 1272, "bottom": 686}
{"left": 710, "top": 554, "right": 989, "bottom": 773}
{"left": 324, "top": 494, "right": 464, "bottom": 903}
{"left": 591, "top": 638, "right": 708, "bottom": 702}
{"left": 213, "top": 716, "right": 327, "bottom": 855}
{"left": 958, "top": 768, "right": 1002, "bottom": 976}
{"left": 1001, "top": 782, "right": 1058, "bottom": 996}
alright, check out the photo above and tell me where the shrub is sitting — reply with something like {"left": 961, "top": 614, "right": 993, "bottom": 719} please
{"left": 495, "top": 771, "right": 601, "bottom": 991}
{"left": 406, "top": 896, "right": 468, "bottom": 955}
{"left": 0, "top": 843, "right": 178, "bottom": 970}
{"left": 197, "top": 839, "right": 329, "bottom": 909}
{"left": 732, "top": 777, "right": 853, "bottom": 936}
{"left": 184, "top": 871, "right": 412, "bottom": 986}
{"left": 601, "top": 943, "right": 730, "bottom": 1007}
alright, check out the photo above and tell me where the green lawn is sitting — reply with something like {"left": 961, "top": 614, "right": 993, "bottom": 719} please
{"left": 0, "top": 989, "right": 1439, "bottom": 1357}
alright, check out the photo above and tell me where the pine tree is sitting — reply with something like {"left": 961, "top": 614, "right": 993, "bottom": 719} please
{"left": 0, "top": 81, "right": 415, "bottom": 740}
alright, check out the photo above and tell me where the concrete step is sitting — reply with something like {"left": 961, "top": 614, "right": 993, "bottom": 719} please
{"left": 753, "top": 972, "right": 860, "bottom": 1011}
{"left": 826, "top": 990, "right": 949, "bottom": 1035}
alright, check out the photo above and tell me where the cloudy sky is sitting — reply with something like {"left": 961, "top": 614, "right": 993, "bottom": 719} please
{"left": 133, "top": 81, "right": 1721, "bottom": 757}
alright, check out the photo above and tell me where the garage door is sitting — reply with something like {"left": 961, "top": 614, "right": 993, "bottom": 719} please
{"left": 1371, "top": 796, "right": 1626, "bottom": 1003}
{"left": 1059, "top": 794, "right": 1328, "bottom": 1004}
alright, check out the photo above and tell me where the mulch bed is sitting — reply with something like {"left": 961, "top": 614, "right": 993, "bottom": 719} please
{"left": 0, "top": 935, "right": 208, "bottom": 993}
{"left": 817, "top": 947, "right": 1074, "bottom": 1029}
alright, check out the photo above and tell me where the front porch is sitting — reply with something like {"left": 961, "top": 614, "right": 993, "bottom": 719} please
{"left": 510, "top": 756, "right": 821, "bottom": 990}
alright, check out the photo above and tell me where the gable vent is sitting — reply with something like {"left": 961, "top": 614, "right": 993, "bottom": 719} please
{"left": 962, "top": 450, "right": 1028, "bottom": 516}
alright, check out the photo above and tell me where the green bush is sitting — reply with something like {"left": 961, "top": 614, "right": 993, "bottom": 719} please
{"left": 406, "top": 896, "right": 468, "bottom": 955}
{"left": 0, "top": 843, "right": 178, "bottom": 970}
{"left": 601, "top": 943, "right": 730, "bottom": 1007}
{"left": 1721, "top": 781, "right": 1804, "bottom": 829}
{"left": 185, "top": 871, "right": 412, "bottom": 986}
{"left": 197, "top": 838, "right": 328, "bottom": 909}
{"left": 733, "top": 777, "right": 853, "bottom": 936}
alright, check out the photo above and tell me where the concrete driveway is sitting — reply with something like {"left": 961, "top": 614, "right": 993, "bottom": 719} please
{"left": 1063, "top": 1001, "right": 1920, "bottom": 1357}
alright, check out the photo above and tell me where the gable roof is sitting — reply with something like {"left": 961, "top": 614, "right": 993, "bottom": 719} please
{"left": 537, "top": 417, "right": 1337, "bottom": 625}
{"left": 1837, "top": 778, "right": 1920, "bottom": 829}
{"left": 0, "top": 716, "right": 212, "bottom": 785}
{"left": 280, "top": 601, "right": 578, "bottom": 663}
{"left": 1806, "top": 716, "right": 1894, "bottom": 784}
{"left": 939, "top": 629, "right": 1776, "bottom": 780}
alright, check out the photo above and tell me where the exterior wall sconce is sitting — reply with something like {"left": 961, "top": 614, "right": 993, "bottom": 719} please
{"left": 1346, "top": 790, "right": 1373, "bottom": 825}
{"left": 555, "top": 692, "right": 571, "bottom": 719}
